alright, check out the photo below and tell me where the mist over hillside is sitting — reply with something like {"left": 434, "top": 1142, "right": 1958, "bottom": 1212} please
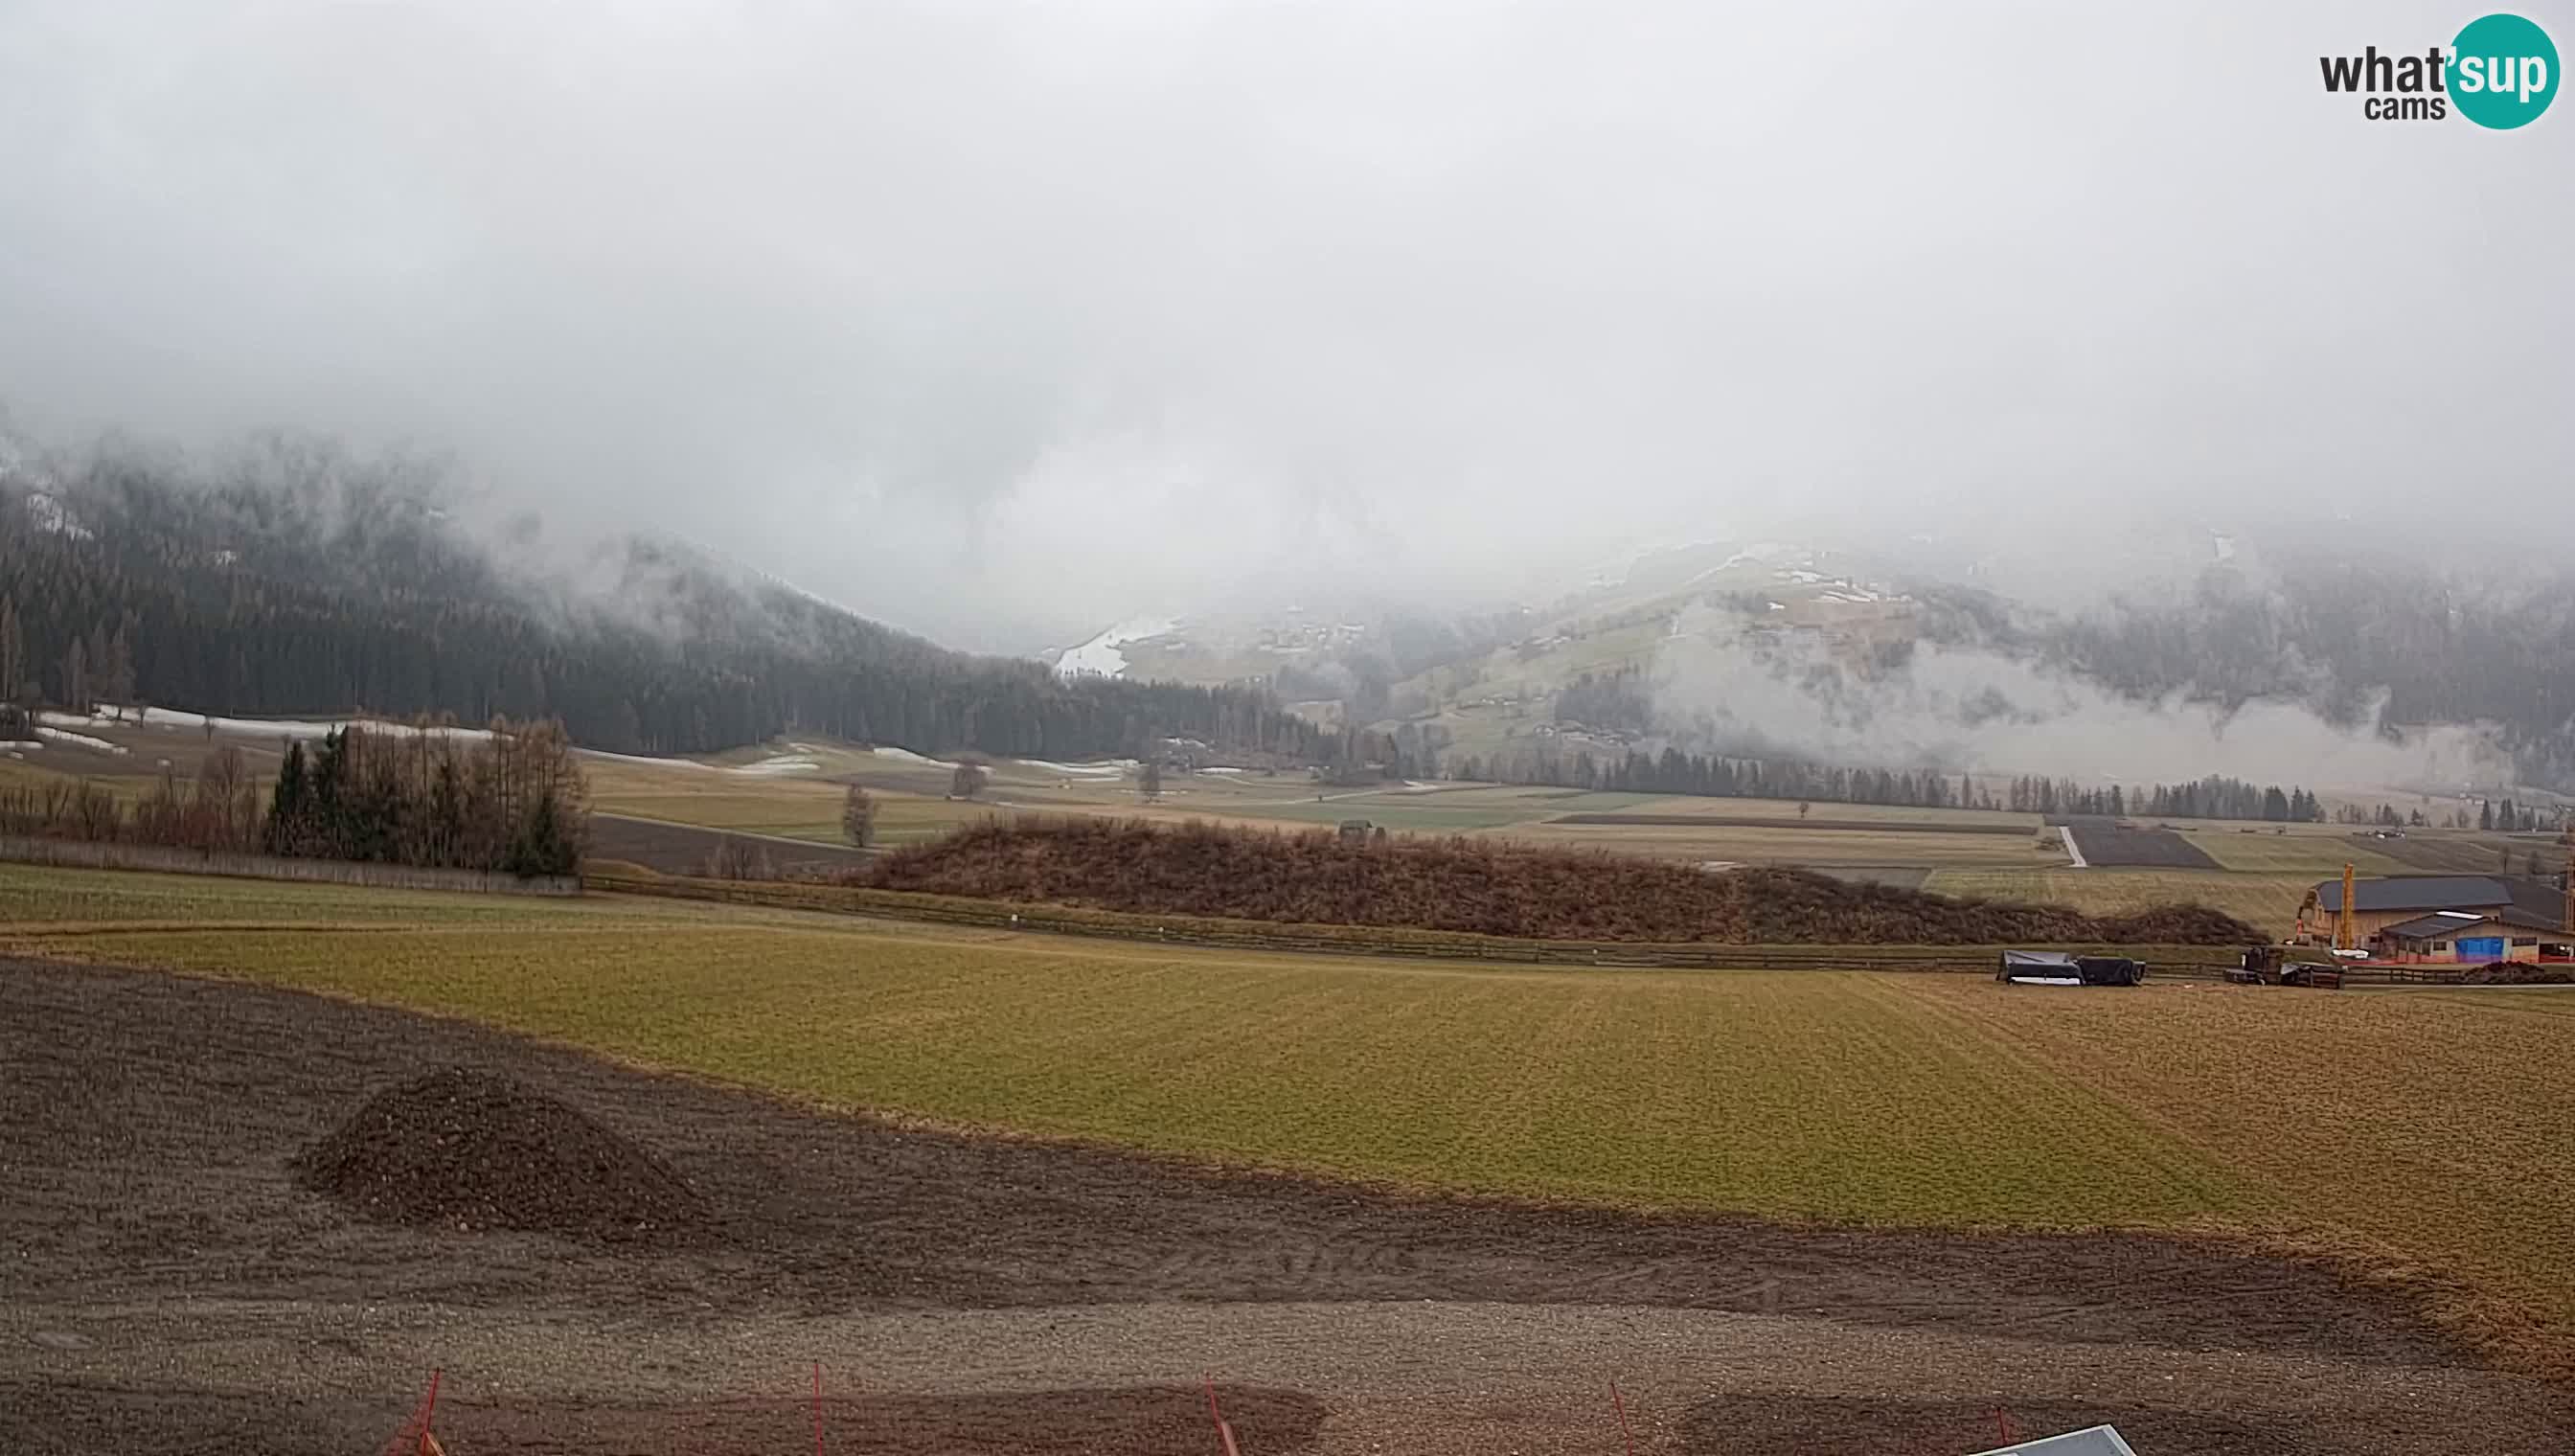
{"left": 0, "top": 428, "right": 1318, "bottom": 762}
{"left": 1108, "top": 533, "right": 2565, "bottom": 797}
{"left": 11, "top": 414, "right": 2567, "bottom": 798}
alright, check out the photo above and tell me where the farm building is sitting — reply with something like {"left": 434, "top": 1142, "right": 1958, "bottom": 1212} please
{"left": 2371, "top": 909, "right": 2557, "bottom": 963}
{"left": 2299, "top": 875, "right": 2570, "bottom": 955}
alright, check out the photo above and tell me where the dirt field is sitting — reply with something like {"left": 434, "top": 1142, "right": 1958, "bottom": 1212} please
{"left": 2060, "top": 820, "right": 2221, "bottom": 869}
{"left": 7, "top": 959, "right": 2572, "bottom": 1455}
{"left": 587, "top": 812, "right": 879, "bottom": 876}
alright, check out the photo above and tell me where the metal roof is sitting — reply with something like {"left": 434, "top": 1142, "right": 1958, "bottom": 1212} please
{"left": 2378, "top": 911, "right": 2498, "bottom": 940}
{"left": 2379, "top": 905, "right": 2562, "bottom": 939}
{"left": 2500, "top": 876, "right": 2568, "bottom": 927}
{"left": 2313, "top": 876, "right": 2509, "bottom": 913}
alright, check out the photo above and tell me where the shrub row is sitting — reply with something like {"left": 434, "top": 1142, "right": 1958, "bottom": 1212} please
{"left": 859, "top": 817, "right": 2265, "bottom": 946}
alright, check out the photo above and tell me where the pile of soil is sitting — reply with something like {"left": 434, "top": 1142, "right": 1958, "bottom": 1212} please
{"left": 2088, "top": 902, "right": 2268, "bottom": 943}
{"left": 2461, "top": 962, "right": 2575, "bottom": 986}
{"left": 293, "top": 1067, "right": 711, "bottom": 1242}
{"left": 869, "top": 818, "right": 2266, "bottom": 944}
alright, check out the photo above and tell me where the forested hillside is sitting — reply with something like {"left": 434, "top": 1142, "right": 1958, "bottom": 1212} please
{"left": 0, "top": 441, "right": 1321, "bottom": 760}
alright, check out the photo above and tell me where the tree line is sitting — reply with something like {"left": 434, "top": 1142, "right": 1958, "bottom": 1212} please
{"left": 2002, "top": 774, "right": 2324, "bottom": 822}
{"left": 1454, "top": 744, "right": 2330, "bottom": 823}
{"left": 0, "top": 718, "right": 589, "bottom": 876}
{"left": 1453, "top": 745, "right": 1985, "bottom": 809}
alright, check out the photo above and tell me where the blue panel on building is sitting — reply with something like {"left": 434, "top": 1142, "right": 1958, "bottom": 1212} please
{"left": 2458, "top": 937, "right": 2505, "bottom": 960}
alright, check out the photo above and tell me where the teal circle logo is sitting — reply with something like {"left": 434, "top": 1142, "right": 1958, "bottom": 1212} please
{"left": 2452, "top": 12, "right": 2558, "bottom": 128}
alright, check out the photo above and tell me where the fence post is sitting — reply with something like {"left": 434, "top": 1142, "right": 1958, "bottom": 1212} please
{"left": 1203, "top": 1374, "right": 1242, "bottom": 1456}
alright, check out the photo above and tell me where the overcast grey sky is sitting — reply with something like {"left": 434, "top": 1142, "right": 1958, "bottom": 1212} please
{"left": 3, "top": 2, "right": 2567, "bottom": 648}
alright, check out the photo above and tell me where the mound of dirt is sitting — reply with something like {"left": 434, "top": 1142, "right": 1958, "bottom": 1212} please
{"left": 293, "top": 1067, "right": 711, "bottom": 1242}
{"left": 2090, "top": 903, "right": 2267, "bottom": 944}
{"left": 2461, "top": 962, "right": 2575, "bottom": 986}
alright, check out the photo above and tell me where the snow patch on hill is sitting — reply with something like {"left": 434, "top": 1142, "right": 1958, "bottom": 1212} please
{"left": 1018, "top": 757, "right": 1131, "bottom": 776}
{"left": 1053, "top": 616, "right": 1175, "bottom": 679}
{"left": 34, "top": 724, "right": 125, "bottom": 754}
{"left": 869, "top": 745, "right": 959, "bottom": 769}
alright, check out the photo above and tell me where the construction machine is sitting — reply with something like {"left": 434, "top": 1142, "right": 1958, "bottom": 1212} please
{"left": 2240, "top": 864, "right": 2358, "bottom": 986}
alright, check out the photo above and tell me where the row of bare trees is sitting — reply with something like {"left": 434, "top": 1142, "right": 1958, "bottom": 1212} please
{"left": 0, "top": 745, "right": 262, "bottom": 853}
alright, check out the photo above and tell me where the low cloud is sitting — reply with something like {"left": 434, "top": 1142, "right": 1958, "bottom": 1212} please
{"left": 1652, "top": 604, "right": 2511, "bottom": 795}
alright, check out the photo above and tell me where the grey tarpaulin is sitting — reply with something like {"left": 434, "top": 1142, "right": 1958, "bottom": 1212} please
{"left": 1997, "top": 949, "right": 2081, "bottom": 984}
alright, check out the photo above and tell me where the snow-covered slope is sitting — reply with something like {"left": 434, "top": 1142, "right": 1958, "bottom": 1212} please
{"left": 1053, "top": 616, "right": 1177, "bottom": 679}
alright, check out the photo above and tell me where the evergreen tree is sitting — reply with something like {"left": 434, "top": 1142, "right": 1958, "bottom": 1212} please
{"left": 60, "top": 637, "right": 87, "bottom": 713}
{"left": 0, "top": 594, "right": 21, "bottom": 704}
{"left": 264, "top": 740, "right": 310, "bottom": 854}
{"left": 99, "top": 624, "right": 136, "bottom": 713}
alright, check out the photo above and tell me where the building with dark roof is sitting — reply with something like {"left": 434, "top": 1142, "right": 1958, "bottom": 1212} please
{"left": 2372, "top": 907, "right": 2560, "bottom": 962}
{"left": 2303, "top": 874, "right": 2568, "bottom": 950}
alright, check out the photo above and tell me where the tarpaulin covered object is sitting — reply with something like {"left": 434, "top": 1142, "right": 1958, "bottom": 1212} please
{"left": 1997, "top": 951, "right": 2144, "bottom": 986}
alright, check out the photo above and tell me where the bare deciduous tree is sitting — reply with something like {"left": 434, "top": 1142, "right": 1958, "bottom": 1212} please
{"left": 705, "top": 833, "right": 777, "bottom": 880}
{"left": 841, "top": 783, "right": 877, "bottom": 848}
